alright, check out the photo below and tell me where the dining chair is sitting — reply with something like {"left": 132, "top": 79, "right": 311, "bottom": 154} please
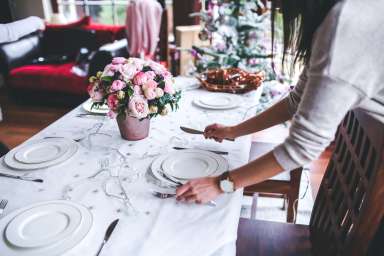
{"left": 237, "top": 109, "right": 384, "bottom": 256}
{"left": 244, "top": 142, "right": 303, "bottom": 223}
{"left": 0, "top": 141, "right": 9, "bottom": 157}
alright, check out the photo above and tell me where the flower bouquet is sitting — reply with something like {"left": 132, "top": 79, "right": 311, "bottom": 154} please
{"left": 88, "top": 57, "right": 181, "bottom": 140}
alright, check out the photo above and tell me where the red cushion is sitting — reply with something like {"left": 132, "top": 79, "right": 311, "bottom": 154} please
{"left": 8, "top": 63, "right": 88, "bottom": 95}
{"left": 83, "top": 23, "right": 125, "bottom": 47}
{"left": 46, "top": 16, "right": 91, "bottom": 30}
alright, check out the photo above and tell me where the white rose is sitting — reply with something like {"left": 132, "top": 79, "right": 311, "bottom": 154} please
{"left": 155, "top": 87, "right": 164, "bottom": 98}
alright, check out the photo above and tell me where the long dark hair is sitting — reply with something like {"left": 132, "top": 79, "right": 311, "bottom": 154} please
{"left": 271, "top": 0, "right": 340, "bottom": 66}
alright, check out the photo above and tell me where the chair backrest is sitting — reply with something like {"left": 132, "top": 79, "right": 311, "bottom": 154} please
{"left": 309, "top": 110, "right": 384, "bottom": 256}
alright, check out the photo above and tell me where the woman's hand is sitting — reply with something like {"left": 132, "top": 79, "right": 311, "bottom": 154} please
{"left": 176, "top": 177, "right": 223, "bottom": 204}
{"left": 204, "top": 123, "right": 236, "bottom": 142}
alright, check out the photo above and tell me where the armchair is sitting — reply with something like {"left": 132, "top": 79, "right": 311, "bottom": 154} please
{"left": 0, "top": 28, "right": 128, "bottom": 105}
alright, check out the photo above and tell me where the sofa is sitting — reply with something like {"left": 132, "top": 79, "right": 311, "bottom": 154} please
{"left": 0, "top": 17, "right": 128, "bottom": 106}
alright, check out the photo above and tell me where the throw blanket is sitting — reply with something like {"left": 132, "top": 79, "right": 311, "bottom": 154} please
{"left": 125, "top": 0, "right": 163, "bottom": 58}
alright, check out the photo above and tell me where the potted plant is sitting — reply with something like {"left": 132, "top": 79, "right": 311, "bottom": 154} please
{"left": 88, "top": 57, "right": 181, "bottom": 140}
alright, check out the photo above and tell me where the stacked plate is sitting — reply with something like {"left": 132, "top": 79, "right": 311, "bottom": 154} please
{"left": 0, "top": 200, "right": 93, "bottom": 256}
{"left": 193, "top": 94, "right": 241, "bottom": 110}
{"left": 4, "top": 138, "right": 78, "bottom": 170}
{"left": 82, "top": 99, "right": 109, "bottom": 114}
{"left": 149, "top": 149, "right": 228, "bottom": 192}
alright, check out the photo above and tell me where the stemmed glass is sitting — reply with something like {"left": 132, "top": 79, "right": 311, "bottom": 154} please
{"left": 62, "top": 150, "right": 140, "bottom": 215}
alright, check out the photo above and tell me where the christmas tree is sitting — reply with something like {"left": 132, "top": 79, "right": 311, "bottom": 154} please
{"left": 191, "top": 0, "right": 284, "bottom": 81}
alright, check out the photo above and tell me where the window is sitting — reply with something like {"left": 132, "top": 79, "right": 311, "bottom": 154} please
{"left": 57, "top": 0, "right": 129, "bottom": 25}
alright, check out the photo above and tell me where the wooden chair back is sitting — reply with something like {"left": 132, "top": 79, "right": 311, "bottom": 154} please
{"left": 309, "top": 110, "right": 384, "bottom": 256}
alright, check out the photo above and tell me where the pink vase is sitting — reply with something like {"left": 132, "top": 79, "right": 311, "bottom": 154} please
{"left": 116, "top": 115, "right": 150, "bottom": 141}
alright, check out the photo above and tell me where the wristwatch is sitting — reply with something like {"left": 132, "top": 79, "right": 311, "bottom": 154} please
{"left": 219, "top": 171, "right": 235, "bottom": 193}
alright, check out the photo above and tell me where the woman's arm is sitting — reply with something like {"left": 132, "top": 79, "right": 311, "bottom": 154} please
{"left": 205, "top": 68, "right": 308, "bottom": 141}
{"left": 176, "top": 74, "right": 364, "bottom": 203}
{"left": 231, "top": 97, "right": 291, "bottom": 138}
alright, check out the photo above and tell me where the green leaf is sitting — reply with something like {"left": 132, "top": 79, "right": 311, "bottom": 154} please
{"left": 101, "top": 76, "right": 113, "bottom": 83}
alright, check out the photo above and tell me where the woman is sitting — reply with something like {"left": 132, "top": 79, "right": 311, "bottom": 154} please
{"left": 176, "top": 0, "right": 384, "bottom": 203}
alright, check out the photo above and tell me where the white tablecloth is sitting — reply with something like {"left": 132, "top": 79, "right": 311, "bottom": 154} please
{"left": 0, "top": 84, "right": 261, "bottom": 256}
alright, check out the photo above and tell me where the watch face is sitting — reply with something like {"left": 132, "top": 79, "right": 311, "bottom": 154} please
{"left": 220, "top": 179, "right": 234, "bottom": 193}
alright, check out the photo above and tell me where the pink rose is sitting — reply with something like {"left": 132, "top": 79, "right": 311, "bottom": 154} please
{"left": 128, "top": 58, "right": 144, "bottom": 71}
{"left": 133, "top": 72, "right": 149, "bottom": 85}
{"left": 102, "top": 64, "right": 115, "bottom": 77}
{"left": 107, "top": 94, "right": 119, "bottom": 111}
{"left": 142, "top": 79, "right": 157, "bottom": 90}
{"left": 102, "top": 64, "right": 120, "bottom": 77}
{"left": 145, "top": 71, "right": 157, "bottom": 80}
{"left": 119, "top": 64, "right": 138, "bottom": 81}
{"left": 87, "top": 84, "right": 104, "bottom": 102}
{"left": 110, "top": 80, "right": 126, "bottom": 92}
{"left": 149, "top": 61, "right": 166, "bottom": 75}
{"left": 133, "top": 85, "right": 143, "bottom": 95}
{"left": 129, "top": 95, "right": 149, "bottom": 119}
{"left": 143, "top": 88, "right": 156, "bottom": 100}
{"left": 112, "top": 57, "right": 127, "bottom": 65}
{"left": 163, "top": 78, "right": 175, "bottom": 94}
{"left": 162, "top": 71, "right": 172, "bottom": 80}
{"left": 107, "top": 110, "right": 117, "bottom": 119}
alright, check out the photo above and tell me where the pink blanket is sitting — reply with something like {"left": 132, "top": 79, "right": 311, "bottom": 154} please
{"left": 126, "top": 0, "right": 163, "bottom": 58}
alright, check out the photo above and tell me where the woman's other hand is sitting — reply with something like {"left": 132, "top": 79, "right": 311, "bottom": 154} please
{"left": 176, "top": 177, "right": 222, "bottom": 204}
{"left": 204, "top": 123, "right": 236, "bottom": 142}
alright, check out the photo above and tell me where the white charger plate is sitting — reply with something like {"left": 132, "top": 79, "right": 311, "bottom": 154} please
{"left": 151, "top": 149, "right": 228, "bottom": 186}
{"left": 5, "top": 203, "right": 82, "bottom": 248}
{"left": 82, "top": 99, "right": 109, "bottom": 114}
{"left": 193, "top": 94, "right": 240, "bottom": 110}
{"left": 161, "top": 151, "right": 218, "bottom": 179}
{"left": 0, "top": 200, "right": 93, "bottom": 256}
{"left": 14, "top": 140, "right": 70, "bottom": 164}
{"left": 4, "top": 138, "right": 78, "bottom": 171}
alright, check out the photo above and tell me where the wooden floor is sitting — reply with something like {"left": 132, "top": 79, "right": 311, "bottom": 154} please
{"left": 0, "top": 90, "right": 72, "bottom": 149}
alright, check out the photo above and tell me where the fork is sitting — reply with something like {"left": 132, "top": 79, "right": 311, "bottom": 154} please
{"left": 0, "top": 199, "right": 8, "bottom": 217}
{"left": 152, "top": 191, "right": 175, "bottom": 199}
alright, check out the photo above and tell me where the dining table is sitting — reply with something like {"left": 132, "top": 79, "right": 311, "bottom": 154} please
{"left": 0, "top": 77, "right": 263, "bottom": 256}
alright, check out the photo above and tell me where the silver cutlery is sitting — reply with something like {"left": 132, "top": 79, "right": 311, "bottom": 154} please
{"left": 0, "top": 199, "right": 8, "bottom": 217}
{"left": 96, "top": 219, "right": 119, "bottom": 256}
{"left": 173, "top": 147, "right": 228, "bottom": 155}
{"left": 0, "top": 172, "right": 43, "bottom": 183}
{"left": 180, "top": 126, "right": 235, "bottom": 141}
{"left": 76, "top": 113, "right": 106, "bottom": 117}
{"left": 152, "top": 191, "right": 176, "bottom": 199}
{"left": 43, "top": 136, "right": 85, "bottom": 143}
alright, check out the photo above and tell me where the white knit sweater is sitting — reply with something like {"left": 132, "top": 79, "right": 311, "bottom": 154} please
{"left": 273, "top": 0, "right": 384, "bottom": 170}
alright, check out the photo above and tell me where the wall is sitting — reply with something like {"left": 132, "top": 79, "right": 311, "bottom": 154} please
{"left": 9, "top": 0, "right": 47, "bottom": 20}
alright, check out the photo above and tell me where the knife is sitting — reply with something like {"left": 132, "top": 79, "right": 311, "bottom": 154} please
{"left": 96, "top": 219, "right": 119, "bottom": 256}
{"left": 0, "top": 172, "right": 43, "bottom": 183}
{"left": 173, "top": 147, "right": 228, "bottom": 155}
{"left": 77, "top": 113, "right": 106, "bottom": 117}
{"left": 180, "top": 126, "right": 235, "bottom": 141}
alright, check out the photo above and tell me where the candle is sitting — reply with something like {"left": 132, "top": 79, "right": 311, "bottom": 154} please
{"left": 201, "top": 0, "right": 206, "bottom": 11}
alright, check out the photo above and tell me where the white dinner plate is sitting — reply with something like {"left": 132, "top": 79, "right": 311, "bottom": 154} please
{"left": 0, "top": 200, "right": 93, "bottom": 256}
{"left": 14, "top": 140, "right": 70, "bottom": 164}
{"left": 193, "top": 94, "right": 240, "bottom": 110}
{"left": 5, "top": 203, "right": 82, "bottom": 248}
{"left": 4, "top": 138, "right": 78, "bottom": 170}
{"left": 161, "top": 151, "right": 218, "bottom": 179}
{"left": 82, "top": 99, "right": 109, "bottom": 114}
{"left": 151, "top": 149, "right": 228, "bottom": 186}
